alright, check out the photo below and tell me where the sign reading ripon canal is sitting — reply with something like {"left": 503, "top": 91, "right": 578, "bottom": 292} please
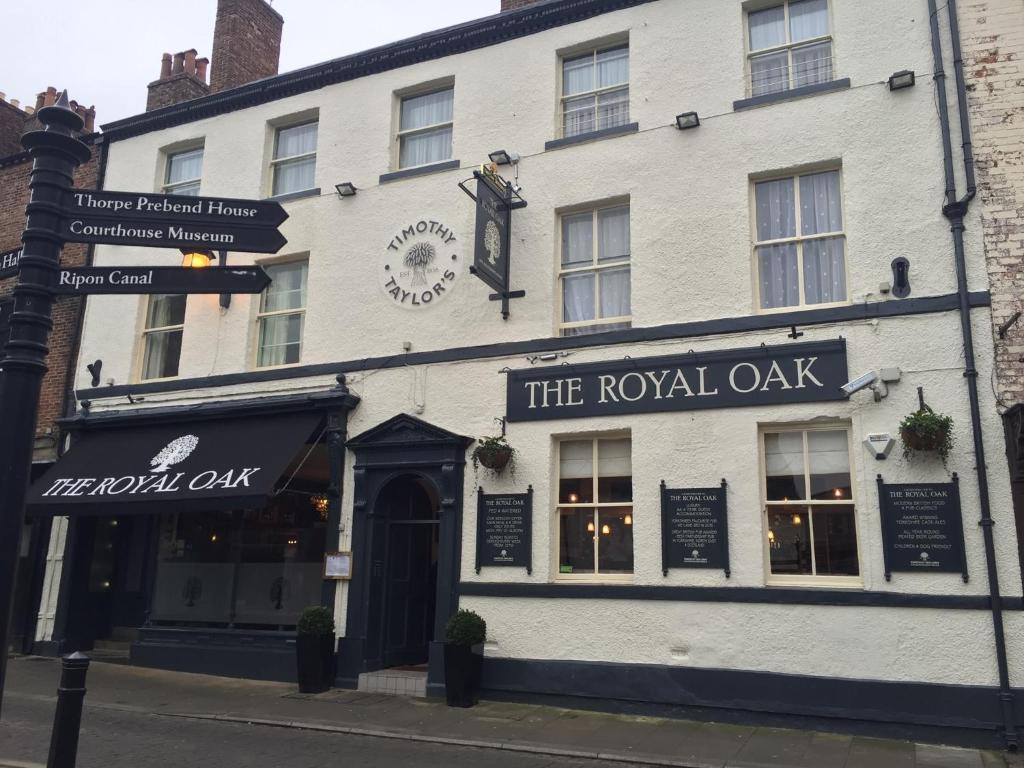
{"left": 51, "top": 266, "right": 272, "bottom": 295}
{"left": 506, "top": 340, "right": 848, "bottom": 422}
{"left": 877, "top": 476, "right": 968, "bottom": 582}
{"left": 59, "top": 188, "right": 288, "bottom": 254}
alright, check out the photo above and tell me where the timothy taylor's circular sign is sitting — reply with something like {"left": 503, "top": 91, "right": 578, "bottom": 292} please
{"left": 379, "top": 219, "right": 462, "bottom": 309}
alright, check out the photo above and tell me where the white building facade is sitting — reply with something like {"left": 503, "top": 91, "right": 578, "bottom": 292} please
{"left": 27, "top": 0, "right": 1024, "bottom": 747}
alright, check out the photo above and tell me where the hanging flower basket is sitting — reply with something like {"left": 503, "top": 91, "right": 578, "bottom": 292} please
{"left": 899, "top": 407, "right": 954, "bottom": 462}
{"left": 471, "top": 436, "right": 517, "bottom": 476}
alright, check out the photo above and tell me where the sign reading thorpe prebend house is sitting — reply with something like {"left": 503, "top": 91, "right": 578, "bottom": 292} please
{"left": 506, "top": 340, "right": 849, "bottom": 422}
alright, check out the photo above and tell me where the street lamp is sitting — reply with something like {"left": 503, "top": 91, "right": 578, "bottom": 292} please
{"left": 180, "top": 249, "right": 215, "bottom": 268}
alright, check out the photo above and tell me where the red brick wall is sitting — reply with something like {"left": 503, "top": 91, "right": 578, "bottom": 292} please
{"left": 962, "top": 0, "right": 1024, "bottom": 408}
{"left": 0, "top": 102, "right": 26, "bottom": 157}
{"left": 0, "top": 140, "right": 102, "bottom": 460}
{"left": 147, "top": 73, "right": 210, "bottom": 112}
{"left": 210, "top": 0, "right": 283, "bottom": 93}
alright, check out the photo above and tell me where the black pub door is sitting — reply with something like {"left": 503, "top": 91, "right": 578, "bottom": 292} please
{"left": 378, "top": 476, "right": 439, "bottom": 668}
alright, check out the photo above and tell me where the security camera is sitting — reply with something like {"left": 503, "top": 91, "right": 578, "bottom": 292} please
{"left": 840, "top": 371, "right": 878, "bottom": 397}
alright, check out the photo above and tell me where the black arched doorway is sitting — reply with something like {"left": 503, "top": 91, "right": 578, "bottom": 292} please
{"left": 375, "top": 475, "right": 439, "bottom": 668}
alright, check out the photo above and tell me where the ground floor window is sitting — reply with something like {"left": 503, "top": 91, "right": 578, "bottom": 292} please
{"left": 557, "top": 436, "right": 633, "bottom": 577}
{"left": 150, "top": 489, "right": 328, "bottom": 629}
{"left": 762, "top": 425, "right": 860, "bottom": 582}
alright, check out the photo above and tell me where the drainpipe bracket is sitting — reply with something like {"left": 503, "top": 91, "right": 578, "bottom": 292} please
{"left": 942, "top": 200, "right": 969, "bottom": 220}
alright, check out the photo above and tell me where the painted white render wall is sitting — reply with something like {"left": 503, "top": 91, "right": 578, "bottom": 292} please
{"left": 59, "top": 0, "right": 1020, "bottom": 690}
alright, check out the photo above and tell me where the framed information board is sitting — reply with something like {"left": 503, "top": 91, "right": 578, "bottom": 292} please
{"left": 660, "top": 480, "right": 730, "bottom": 577}
{"left": 475, "top": 487, "right": 532, "bottom": 574}
{"left": 877, "top": 474, "right": 968, "bottom": 582}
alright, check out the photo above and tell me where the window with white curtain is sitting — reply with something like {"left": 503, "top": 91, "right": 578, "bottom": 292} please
{"left": 398, "top": 87, "right": 454, "bottom": 169}
{"left": 753, "top": 169, "right": 846, "bottom": 311}
{"left": 762, "top": 426, "right": 860, "bottom": 582}
{"left": 162, "top": 148, "right": 203, "bottom": 196}
{"left": 271, "top": 122, "right": 318, "bottom": 196}
{"left": 747, "top": 0, "right": 833, "bottom": 97}
{"left": 141, "top": 294, "right": 186, "bottom": 380}
{"left": 557, "top": 437, "right": 633, "bottom": 577}
{"left": 559, "top": 203, "right": 631, "bottom": 336}
{"left": 256, "top": 261, "right": 307, "bottom": 368}
{"left": 561, "top": 44, "right": 629, "bottom": 138}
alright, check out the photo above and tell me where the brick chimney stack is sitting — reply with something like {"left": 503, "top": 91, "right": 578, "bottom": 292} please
{"left": 0, "top": 87, "right": 96, "bottom": 156}
{"left": 209, "top": 0, "right": 283, "bottom": 93}
{"left": 501, "top": 0, "right": 544, "bottom": 10}
{"left": 146, "top": 48, "right": 211, "bottom": 111}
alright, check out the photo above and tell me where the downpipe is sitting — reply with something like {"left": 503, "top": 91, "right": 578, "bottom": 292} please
{"left": 929, "top": 0, "right": 1018, "bottom": 749}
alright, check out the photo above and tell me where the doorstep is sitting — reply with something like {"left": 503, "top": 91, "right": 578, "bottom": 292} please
{"left": 357, "top": 667, "right": 427, "bottom": 697}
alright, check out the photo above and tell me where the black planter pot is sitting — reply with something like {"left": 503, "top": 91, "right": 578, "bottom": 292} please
{"left": 443, "top": 643, "right": 483, "bottom": 707}
{"left": 296, "top": 633, "right": 335, "bottom": 693}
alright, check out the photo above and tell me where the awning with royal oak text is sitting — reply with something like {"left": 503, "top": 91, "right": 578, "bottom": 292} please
{"left": 26, "top": 411, "right": 323, "bottom": 516}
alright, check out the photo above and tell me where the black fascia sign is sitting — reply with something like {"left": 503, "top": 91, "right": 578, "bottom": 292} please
{"left": 64, "top": 189, "right": 289, "bottom": 228}
{"left": 506, "top": 339, "right": 848, "bottom": 422}
{"left": 0, "top": 248, "right": 22, "bottom": 280}
{"left": 877, "top": 475, "right": 968, "bottom": 582}
{"left": 472, "top": 173, "right": 511, "bottom": 294}
{"left": 51, "top": 266, "right": 272, "bottom": 295}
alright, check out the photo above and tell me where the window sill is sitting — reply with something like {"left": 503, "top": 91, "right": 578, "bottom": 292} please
{"left": 379, "top": 159, "right": 460, "bottom": 184}
{"left": 555, "top": 575, "right": 634, "bottom": 583}
{"left": 733, "top": 78, "right": 851, "bottom": 112}
{"left": 251, "top": 361, "right": 304, "bottom": 373}
{"left": 265, "top": 187, "right": 320, "bottom": 203}
{"left": 756, "top": 299, "right": 851, "bottom": 315}
{"left": 766, "top": 576, "right": 864, "bottom": 589}
{"left": 545, "top": 122, "right": 639, "bottom": 152}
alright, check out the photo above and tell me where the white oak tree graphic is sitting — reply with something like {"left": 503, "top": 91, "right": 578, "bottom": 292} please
{"left": 150, "top": 435, "right": 199, "bottom": 473}
{"left": 484, "top": 220, "right": 501, "bottom": 266}
{"left": 405, "top": 242, "right": 435, "bottom": 287}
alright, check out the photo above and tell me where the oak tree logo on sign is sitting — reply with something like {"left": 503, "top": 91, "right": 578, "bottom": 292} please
{"left": 150, "top": 434, "right": 199, "bottom": 473}
{"left": 483, "top": 220, "right": 501, "bottom": 266}
{"left": 380, "top": 219, "right": 463, "bottom": 309}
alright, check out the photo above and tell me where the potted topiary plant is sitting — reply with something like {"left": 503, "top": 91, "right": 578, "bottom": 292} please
{"left": 471, "top": 435, "right": 516, "bottom": 476}
{"left": 443, "top": 609, "right": 486, "bottom": 708}
{"left": 295, "top": 605, "right": 335, "bottom": 694}
{"left": 899, "top": 407, "right": 954, "bottom": 464}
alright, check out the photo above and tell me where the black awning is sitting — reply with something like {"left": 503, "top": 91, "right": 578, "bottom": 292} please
{"left": 27, "top": 411, "right": 323, "bottom": 516}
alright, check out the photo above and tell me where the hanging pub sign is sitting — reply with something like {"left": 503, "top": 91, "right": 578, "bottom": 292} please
{"left": 475, "top": 487, "right": 532, "bottom": 574}
{"left": 661, "top": 481, "right": 730, "bottom": 576}
{"left": 0, "top": 248, "right": 22, "bottom": 280}
{"left": 507, "top": 339, "right": 848, "bottom": 422}
{"left": 877, "top": 475, "right": 968, "bottom": 582}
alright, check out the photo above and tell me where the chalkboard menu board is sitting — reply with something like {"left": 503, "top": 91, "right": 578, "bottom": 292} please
{"left": 475, "top": 487, "right": 532, "bottom": 574}
{"left": 877, "top": 475, "right": 968, "bottom": 582}
{"left": 660, "top": 481, "right": 730, "bottom": 577}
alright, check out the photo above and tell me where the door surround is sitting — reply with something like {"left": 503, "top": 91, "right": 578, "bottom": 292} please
{"left": 337, "top": 413, "right": 471, "bottom": 696}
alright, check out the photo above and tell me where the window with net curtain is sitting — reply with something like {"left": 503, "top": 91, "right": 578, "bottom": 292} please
{"left": 257, "top": 261, "right": 307, "bottom": 368}
{"left": 272, "top": 122, "right": 318, "bottom": 196}
{"left": 163, "top": 148, "right": 203, "bottom": 196}
{"left": 398, "top": 88, "right": 454, "bottom": 169}
{"left": 754, "top": 169, "right": 846, "bottom": 310}
{"left": 562, "top": 45, "right": 629, "bottom": 138}
{"left": 560, "top": 204, "right": 631, "bottom": 335}
{"left": 763, "top": 428, "right": 859, "bottom": 579}
{"left": 141, "top": 294, "right": 186, "bottom": 380}
{"left": 748, "top": 0, "right": 832, "bottom": 97}
{"left": 557, "top": 437, "right": 633, "bottom": 577}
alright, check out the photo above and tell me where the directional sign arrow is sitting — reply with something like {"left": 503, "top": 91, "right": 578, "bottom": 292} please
{"left": 65, "top": 189, "right": 289, "bottom": 228}
{"left": 51, "top": 266, "right": 272, "bottom": 295}
{"left": 58, "top": 215, "right": 288, "bottom": 254}
{"left": 0, "top": 248, "right": 22, "bottom": 280}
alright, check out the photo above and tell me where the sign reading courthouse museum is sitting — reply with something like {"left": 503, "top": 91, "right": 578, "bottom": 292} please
{"left": 506, "top": 340, "right": 848, "bottom": 422}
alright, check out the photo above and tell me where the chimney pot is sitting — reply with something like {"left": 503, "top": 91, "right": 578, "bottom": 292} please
{"left": 0, "top": 92, "right": 5, "bottom": 102}
{"left": 44, "top": 86, "right": 57, "bottom": 107}
{"left": 24, "top": 106, "right": 35, "bottom": 116}
{"left": 8, "top": 99, "right": 18, "bottom": 109}
{"left": 160, "top": 53, "right": 173, "bottom": 79}
{"left": 35, "top": 92, "right": 45, "bottom": 110}
{"left": 196, "top": 57, "right": 210, "bottom": 83}
{"left": 172, "top": 52, "right": 186, "bottom": 75}
{"left": 83, "top": 106, "right": 95, "bottom": 133}
{"left": 184, "top": 49, "right": 198, "bottom": 76}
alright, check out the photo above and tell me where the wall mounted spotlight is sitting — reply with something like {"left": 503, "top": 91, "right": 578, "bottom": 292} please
{"left": 488, "top": 149, "right": 520, "bottom": 165}
{"left": 675, "top": 112, "right": 700, "bottom": 130}
{"left": 335, "top": 182, "right": 358, "bottom": 197}
{"left": 888, "top": 70, "right": 916, "bottom": 91}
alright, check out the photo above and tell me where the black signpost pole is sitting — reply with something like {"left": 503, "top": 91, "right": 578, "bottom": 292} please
{"left": 0, "top": 93, "right": 91, "bottom": 715}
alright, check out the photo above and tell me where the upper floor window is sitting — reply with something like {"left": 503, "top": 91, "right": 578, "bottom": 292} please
{"left": 754, "top": 168, "right": 846, "bottom": 311}
{"left": 747, "top": 0, "right": 832, "bottom": 97}
{"left": 162, "top": 148, "right": 203, "bottom": 196}
{"left": 272, "top": 122, "right": 318, "bottom": 196}
{"left": 557, "top": 437, "right": 633, "bottom": 578}
{"left": 256, "top": 260, "right": 308, "bottom": 368}
{"left": 561, "top": 45, "right": 629, "bottom": 138}
{"left": 560, "top": 203, "right": 631, "bottom": 336}
{"left": 398, "top": 88, "right": 453, "bottom": 169}
{"left": 762, "top": 426, "right": 859, "bottom": 583}
{"left": 141, "top": 294, "right": 186, "bottom": 380}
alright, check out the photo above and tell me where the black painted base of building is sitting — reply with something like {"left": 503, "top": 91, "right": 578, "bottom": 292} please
{"left": 130, "top": 627, "right": 298, "bottom": 683}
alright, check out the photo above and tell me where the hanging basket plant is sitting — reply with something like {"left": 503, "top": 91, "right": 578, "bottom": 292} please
{"left": 471, "top": 435, "right": 517, "bottom": 477}
{"left": 899, "top": 407, "right": 954, "bottom": 463}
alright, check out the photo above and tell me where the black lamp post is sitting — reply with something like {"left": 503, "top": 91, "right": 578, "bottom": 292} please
{"left": 0, "top": 92, "right": 90, "bottom": 715}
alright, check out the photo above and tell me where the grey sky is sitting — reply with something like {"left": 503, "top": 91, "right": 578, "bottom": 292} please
{"left": 1, "top": 1, "right": 493, "bottom": 126}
